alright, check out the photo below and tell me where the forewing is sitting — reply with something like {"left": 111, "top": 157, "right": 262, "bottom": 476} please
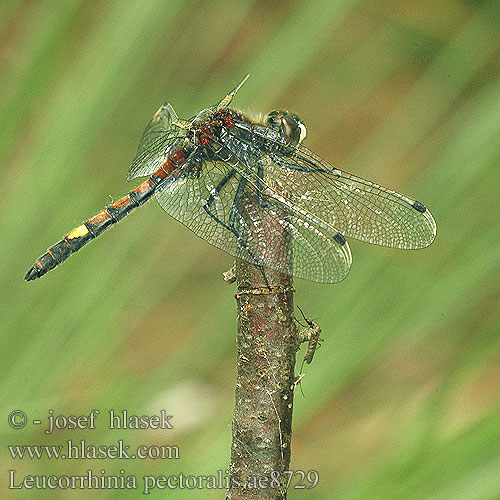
{"left": 154, "top": 158, "right": 351, "bottom": 283}
{"left": 127, "top": 103, "right": 186, "bottom": 181}
{"left": 257, "top": 143, "right": 436, "bottom": 249}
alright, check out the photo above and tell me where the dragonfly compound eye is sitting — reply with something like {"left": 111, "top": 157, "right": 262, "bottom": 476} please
{"left": 282, "top": 113, "right": 306, "bottom": 144}
{"left": 267, "top": 111, "right": 306, "bottom": 144}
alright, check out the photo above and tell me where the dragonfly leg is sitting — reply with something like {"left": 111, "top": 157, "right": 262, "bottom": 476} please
{"left": 205, "top": 169, "right": 237, "bottom": 206}
{"left": 256, "top": 159, "right": 266, "bottom": 209}
{"left": 203, "top": 169, "right": 242, "bottom": 240}
{"left": 204, "top": 172, "right": 271, "bottom": 289}
{"left": 229, "top": 174, "right": 272, "bottom": 290}
{"left": 228, "top": 174, "right": 247, "bottom": 226}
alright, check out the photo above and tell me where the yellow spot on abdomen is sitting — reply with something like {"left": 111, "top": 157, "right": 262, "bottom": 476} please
{"left": 67, "top": 224, "right": 89, "bottom": 239}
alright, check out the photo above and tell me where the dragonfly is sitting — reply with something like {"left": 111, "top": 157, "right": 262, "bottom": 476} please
{"left": 25, "top": 75, "right": 436, "bottom": 283}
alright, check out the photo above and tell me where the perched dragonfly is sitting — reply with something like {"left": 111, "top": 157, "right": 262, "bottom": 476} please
{"left": 25, "top": 75, "right": 436, "bottom": 283}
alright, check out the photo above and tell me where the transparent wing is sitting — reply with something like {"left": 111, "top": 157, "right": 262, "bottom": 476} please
{"left": 126, "top": 103, "right": 187, "bottom": 181}
{"left": 287, "top": 144, "right": 437, "bottom": 248}
{"left": 231, "top": 124, "right": 436, "bottom": 249}
{"left": 154, "top": 158, "right": 351, "bottom": 283}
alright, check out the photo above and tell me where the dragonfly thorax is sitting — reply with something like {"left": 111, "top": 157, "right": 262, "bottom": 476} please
{"left": 189, "top": 109, "right": 242, "bottom": 147}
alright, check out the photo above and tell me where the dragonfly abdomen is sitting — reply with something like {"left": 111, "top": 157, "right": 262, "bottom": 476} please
{"left": 24, "top": 178, "right": 158, "bottom": 281}
{"left": 25, "top": 146, "right": 194, "bottom": 281}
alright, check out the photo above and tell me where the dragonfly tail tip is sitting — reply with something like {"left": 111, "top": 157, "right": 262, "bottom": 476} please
{"left": 25, "top": 265, "right": 41, "bottom": 281}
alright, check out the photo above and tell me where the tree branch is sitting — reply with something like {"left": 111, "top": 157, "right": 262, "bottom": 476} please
{"left": 227, "top": 194, "right": 298, "bottom": 500}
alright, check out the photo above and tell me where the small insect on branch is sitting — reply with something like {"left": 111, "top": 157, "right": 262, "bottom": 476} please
{"left": 296, "top": 305, "right": 323, "bottom": 368}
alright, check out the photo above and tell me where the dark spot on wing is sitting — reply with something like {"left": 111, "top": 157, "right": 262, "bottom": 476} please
{"left": 412, "top": 201, "right": 427, "bottom": 213}
{"left": 334, "top": 233, "right": 346, "bottom": 245}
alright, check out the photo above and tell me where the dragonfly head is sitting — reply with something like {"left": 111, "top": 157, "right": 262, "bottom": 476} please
{"left": 267, "top": 110, "right": 307, "bottom": 145}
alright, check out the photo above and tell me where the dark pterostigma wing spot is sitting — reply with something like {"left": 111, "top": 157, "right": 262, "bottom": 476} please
{"left": 334, "top": 233, "right": 346, "bottom": 245}
{"left": 412, "top": 201, "right": 427, "bottom": 213}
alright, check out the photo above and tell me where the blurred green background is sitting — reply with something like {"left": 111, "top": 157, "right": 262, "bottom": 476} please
{"left": 1, "top": 1, "right": 500, "bottom": 499}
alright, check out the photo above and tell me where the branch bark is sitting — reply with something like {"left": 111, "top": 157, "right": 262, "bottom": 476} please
{"left": 227, "top": 194, "right": 298, "bottom": 500}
